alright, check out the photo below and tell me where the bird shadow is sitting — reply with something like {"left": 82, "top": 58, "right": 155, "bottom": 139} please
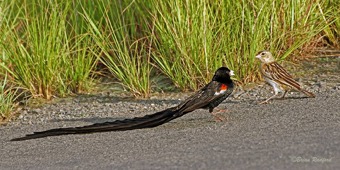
{"left": 72, "top": 93, "right": 181, "bottom": 105}
{"left": 253, "top": 96, "right": 313, "bottom": 105}
{"left": 286, "top": 95, "right": 311, "bottom": 99}
{"left": 227, "top": 95, "right": 312, "bottom": 105}
{"left": 48, "top": 117, "right": 127, "bottom": 124}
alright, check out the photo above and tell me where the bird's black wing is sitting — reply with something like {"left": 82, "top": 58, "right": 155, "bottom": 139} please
{"left": 174, "top": 81, "right": 230, "bottom": 113}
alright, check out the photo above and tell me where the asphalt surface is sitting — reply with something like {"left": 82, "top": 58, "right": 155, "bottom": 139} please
{"left": 1, "top": 89, "right": 339, "bottom": 170}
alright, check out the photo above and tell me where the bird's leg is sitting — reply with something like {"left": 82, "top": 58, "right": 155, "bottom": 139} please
{"left": 259, "top": 91, "right": 278, "bottom": 104}
{"left": 210, "top": 108, "right": 228, "bottom": 122}
{"left": 211, "top": 112, "right": 225, "bottom": 122}
{"left": 280, "top": 90, "right": 288, "bottom": 99}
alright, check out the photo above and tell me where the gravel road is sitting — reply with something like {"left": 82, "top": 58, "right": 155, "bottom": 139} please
{"left": 0, "top": 57, "right": 339, "bottom": 169}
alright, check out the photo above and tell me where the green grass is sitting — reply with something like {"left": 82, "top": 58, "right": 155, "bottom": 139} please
{"left": 0, "top": 75, "right": 18, "bottom": 122}
{"left": 82, "top": 0, "right": 152, "bottom": 98}
{"left": 151, "top": 0, "right": 226, "bottom": 90}
{"left": 319, "top": 0, "right": 340, "bottom": 48}
{"left": 0, "top": 0, "right": 97, "bottom": 100}
{"left": 0, "top": 0, "right": 339, "bottom": 121}
{"left": 152, "top": 0, "right": 337, "bottom": 86}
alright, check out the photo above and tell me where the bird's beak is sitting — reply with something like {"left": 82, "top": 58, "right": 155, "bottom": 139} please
{"left": 229, "top": 70, "right": 235, "bottom": 76}
{"left": 255, "top": 55, "right": 261, "bottom": 59}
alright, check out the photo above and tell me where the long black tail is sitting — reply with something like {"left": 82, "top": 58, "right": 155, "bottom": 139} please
{"left": 11, "top": 107, "right": 185, "bottom": 141}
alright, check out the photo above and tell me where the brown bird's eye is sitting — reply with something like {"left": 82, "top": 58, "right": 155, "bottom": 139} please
{"left": 261, "top": 52, "right": 265, "bottom": 55}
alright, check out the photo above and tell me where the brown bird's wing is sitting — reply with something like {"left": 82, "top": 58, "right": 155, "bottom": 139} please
{"left": 262, "top": 62, "right": 302, "bottom": 90}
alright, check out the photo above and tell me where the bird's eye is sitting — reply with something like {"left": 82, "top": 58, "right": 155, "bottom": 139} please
{"left": 261, "top": 52, "right": 265, "bottom": 55}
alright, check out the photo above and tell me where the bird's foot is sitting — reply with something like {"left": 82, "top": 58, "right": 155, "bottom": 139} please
{"left": 258, "top": 100, "right": 270, "bottom": 104}
{"left": 213, "top": 115, "right": 225, "bottom": 122}
{"left": 214, "top": 108, "right": 228, "bottom": 113}
{"left": 279, "top": 91, "right": 287, "bottom": 99}
{"left": 258, "top": 94, "right": 278, "bottom": 104}
{"left": 211, "top": 109, "right": 228, "bottom": 122}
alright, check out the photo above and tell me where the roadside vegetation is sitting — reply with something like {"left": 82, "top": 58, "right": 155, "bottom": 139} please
{"left": 0, "top": 0, "right": 338, "bottom": 122}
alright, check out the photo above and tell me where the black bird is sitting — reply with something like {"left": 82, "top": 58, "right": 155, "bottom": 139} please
{"left": 11, "top": 67, "right": 235, "bottom": 141}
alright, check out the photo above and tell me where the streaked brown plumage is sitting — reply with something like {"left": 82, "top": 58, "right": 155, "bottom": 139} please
{"left": 255, "top": 50, "right": 315, "bottom": 104}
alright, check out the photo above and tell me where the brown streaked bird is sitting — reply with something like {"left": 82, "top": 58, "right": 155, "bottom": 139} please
{"left": 255, "top": 50, "right": 315, "bottom": 104}
{"left": 11, "top": 67, "right": 234, "bottom": 141}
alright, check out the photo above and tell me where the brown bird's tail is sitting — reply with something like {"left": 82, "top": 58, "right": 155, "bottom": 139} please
{"left": 301, "top": 89, "right": 316, "bottom": 98}
{"left": 11, "top": 107, "right": 186, "bottom": 141}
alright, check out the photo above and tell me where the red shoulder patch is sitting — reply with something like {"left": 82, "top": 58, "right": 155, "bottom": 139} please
{"left": 220, "top": 84, "right": 228, "bottom": 90}
{"left": 215, "top": 84, "right": 228, "bottom": 96}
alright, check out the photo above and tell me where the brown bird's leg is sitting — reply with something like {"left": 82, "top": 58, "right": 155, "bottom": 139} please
{"left": 259, "top": 92, "right": 278, "bottom": 104}
{"left": 280, "top": 90, "right": 288, "bottom": 99}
